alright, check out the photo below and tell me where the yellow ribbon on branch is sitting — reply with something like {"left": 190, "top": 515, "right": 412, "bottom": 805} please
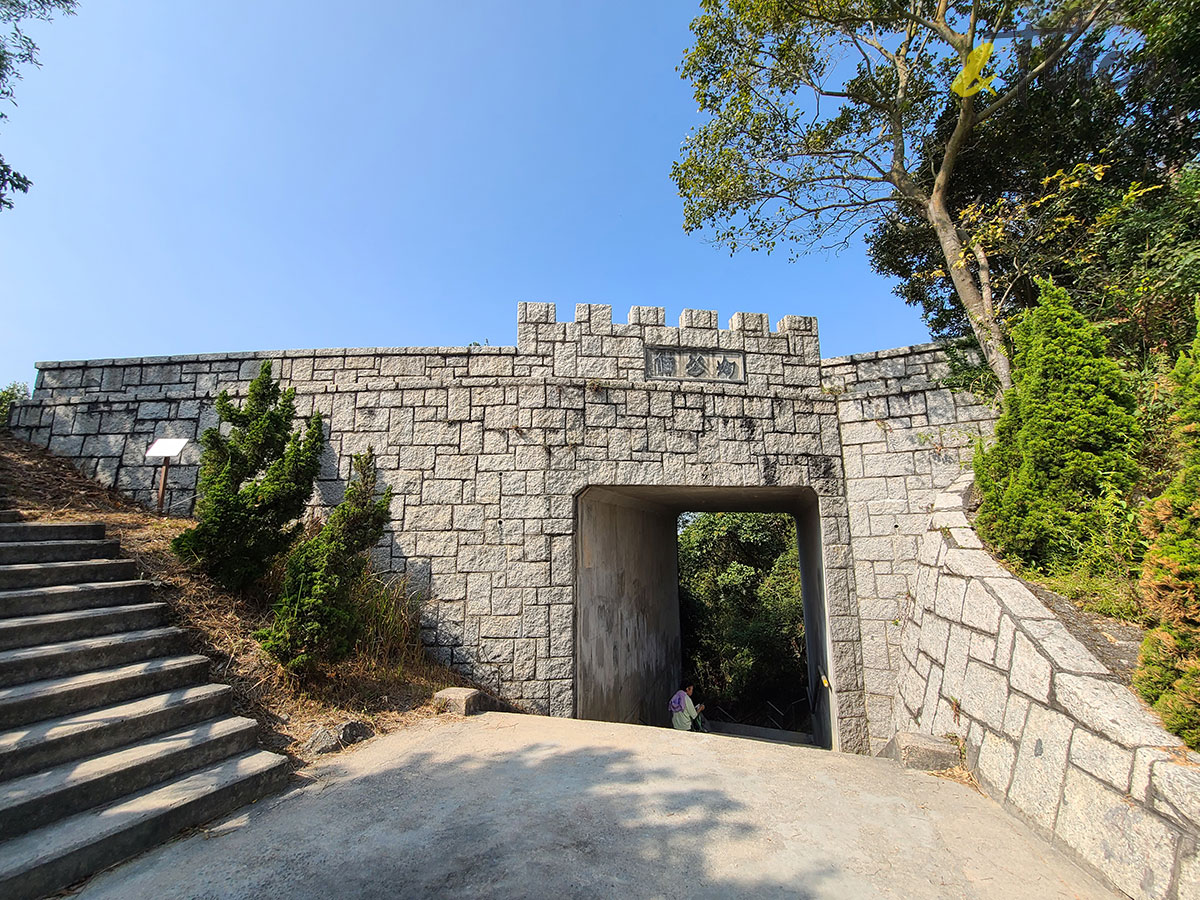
{"left": 951, "top": 43, "right": 999, "bottom": 97}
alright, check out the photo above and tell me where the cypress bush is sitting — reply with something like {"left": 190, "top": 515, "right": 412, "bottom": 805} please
{"left": 171, "top": 361, "right": 323, "bottom": 591}
{"left": 258, "top": 449, "right": 393, "bottom": 674}
{"left": 1139, "top": 308, "right": 1200, "bottom": 627}
{"left": 1137, "top": 306, "right": 1200, "bottom": 749}
{"left": 974, "top": 280, "right": 1141, "bottom": 570}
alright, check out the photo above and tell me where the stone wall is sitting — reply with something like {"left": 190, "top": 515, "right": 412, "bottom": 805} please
{"left": 896, "top": 472, "right": 1200, "bottom": 900}
{"left": 10, "top": 304, "right": 874, "bottom": 748}
{"left": 820, "top": 344, "right": 996, "bottom": 753}
{"left": 575, "top": 488, "right": 681, "bottom": 727}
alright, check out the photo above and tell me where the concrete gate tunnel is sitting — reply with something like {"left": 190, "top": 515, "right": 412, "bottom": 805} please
{"left": 574, "top": 485, "right": 836, "bottom": 749}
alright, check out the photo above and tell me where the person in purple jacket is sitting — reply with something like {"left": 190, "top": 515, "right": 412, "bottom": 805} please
{"left": 668, "top": 680, "right": 707, "bottom": 731}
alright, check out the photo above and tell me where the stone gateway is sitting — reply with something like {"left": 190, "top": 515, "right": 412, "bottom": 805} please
{"left": 9, "top": 304, "right": 996, "bottom": 754}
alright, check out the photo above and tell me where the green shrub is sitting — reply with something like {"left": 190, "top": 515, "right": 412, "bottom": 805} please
{"left": 0, "top": 381, "right": 28, "bottom": 425}
{"left": 1135, "top": 305, "right": 1200, "bottom": 750}
{"left": 1156, "top": 661, "right": 1200, "bottom": 750}
{"left": 1133, "top": 626, "right": 1196, "bottom": 705}
{"left": 1140, "top": 305, "right": 1200, "bottom": 629}
{"left": 171, "top": 361, "right": 323, "bottom": 591}
{"left": 258, "top": 449, "right": 393, "bottom": 674}
{"left": 974, "top": 280, "right": 1141, "bottom": 570}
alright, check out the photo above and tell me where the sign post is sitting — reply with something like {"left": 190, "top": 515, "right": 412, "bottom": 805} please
{"left": 145, "top": 438, "right": 189, "bottom": 515}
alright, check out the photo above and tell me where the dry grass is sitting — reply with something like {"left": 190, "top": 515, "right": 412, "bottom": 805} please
{"left": 929, "top": 764, "right": 985, "bottom": 794}
{"left": 0, "top": 432, "right": 469, "bottom": 764}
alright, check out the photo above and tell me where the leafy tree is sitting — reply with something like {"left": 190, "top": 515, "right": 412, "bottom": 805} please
{"left": 171, "top": 361, "right": 324, "bottom": 591}
{"left": 974, "top": 279, "right": 1140, "bottom": 569}
{"left": 258, "top": 449, "right": 393, "bottom": 674}
{"left": 678, "top": 512, "right": 807, "bottom": 724}
{"left": 674, "top": 0, "right": 1112, "bottom": 390}
{"left": 1, "top": 1, "right": 76, "bottom": 211}
{"left": 866, "top": 0, "right": 1200, "bottom": 365}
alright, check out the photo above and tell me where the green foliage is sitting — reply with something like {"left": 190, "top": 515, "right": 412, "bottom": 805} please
{"left": 1, "top": 2, "right": 77, "bottom": 211}
{"left": 1155, "top": 662, "right": 1200, "bottom": 750}
{"left": 0, "top": 380, "right": 28, "bottom": 424}
{"left": 1134, "top": 626, "right": 1195, "bottom": 705}
{"left": 258, "top": 449, "right": 393, "bottom": 674}
{"left": 171, "top": 361, "right": 323, "bottom": 591}
{"left": 975, "top": 280, "right": 1141, "bottom": 570}
{"left": 677, "top": 512, "right": 806, "bottom": 719}
{"left": 1069, "top": 170, "right": 1200, "bottom": 365}
{"left": 1140, "top": 309, "right": 1200, "bottom": 629}
{"left": 866, "top": 4, "right": 1200, "bottom": 365}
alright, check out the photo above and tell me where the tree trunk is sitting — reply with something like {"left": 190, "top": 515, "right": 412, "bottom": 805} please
{"left": 926, "top": 197, "right": 1014, "bottom": 392}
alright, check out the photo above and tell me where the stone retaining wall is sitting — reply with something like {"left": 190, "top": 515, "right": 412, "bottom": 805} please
{"left": 820, "top": 346, "right": 996, "bottom": 753}
{"left": 896, "top": 472, "right": 1200, "bottom": 900}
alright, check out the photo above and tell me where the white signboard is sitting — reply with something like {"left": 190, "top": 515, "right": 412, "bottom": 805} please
{"left": 145, "top": 438, "right": 189, "bottom": 459}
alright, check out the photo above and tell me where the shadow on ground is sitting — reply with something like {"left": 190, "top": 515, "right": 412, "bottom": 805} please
{"left": 77, "top": 714, "right": 1114, "bottom": 900}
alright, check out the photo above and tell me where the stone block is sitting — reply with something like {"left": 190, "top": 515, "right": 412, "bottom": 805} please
{"left": 1002, "top": 693, "right": 1029, "bottom": 739}
{"left": 960, "top": 659, "right": 1008, "bottom": 730}
{"left": 969, "top": 631, "right": 997, "bottom": 664}
{"left": 879, "top": 731, "right": 960, "bottom": 770}
{"left": 1023, "top": 619, "right": 1106, "bottom": 675}
{"left": 995, "top": 615, "right": 1016, "bottom": 668}
{"left": 917, "top": 614, "right": 950, "bottom": 662}
{"left": 1149, "top": 762, "right": 1200, "bottom": 830}
{"left": 977, "top": 729, "right": 1017, "bottom": 795}
{"left": 983, "top": 577, "right": 1053, "bottom": 619}
{"left": 933, "top": 574, "right": 968, "bottom": 620}
{"left": 1055, "top": 674, "right": 1182, "bottom": 749}
{"left": 1006, "top": 703, "right": 1073, "bottom": 831}
{"left": 1068, "top": 729, "right": 1133, "bottom": 792}
{"left": 943, "top": 548, "right": 1009, "bottom": 579}
{"left": 433, "top": 687, "right": 501, "bottom": 715}
{"left": 961, "top": 581, "right": 1001, "bottom": 633}
{"left": 1054, "top": 767, "right": 1180, "bottom": 900}
{"left": 1008, "top": 632, "right": 1052, "bottom": 702}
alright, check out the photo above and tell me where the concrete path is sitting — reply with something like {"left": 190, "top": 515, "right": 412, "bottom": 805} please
{"left": 78, "top": 713, "right": 1117, "bottom": 899}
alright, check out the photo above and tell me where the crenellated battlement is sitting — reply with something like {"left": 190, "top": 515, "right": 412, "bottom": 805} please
{"left": 515, "top": 302, "right": 821, "bottom": 386}
{"left": 517, "top": 301, "right": 816, "bottom": 335}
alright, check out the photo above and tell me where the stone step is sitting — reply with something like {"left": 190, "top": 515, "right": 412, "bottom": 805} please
{"left": 0, "top": 580, "right": 153, "bottom": 618}
{"left": 0, "top": 511, "right": 21, "bottom": 524}
{"left": 0, "top": 683, "right": 233, "bottom": 780}
{"left": 0, "top": 522, "right": 104, "bottom": 543}
{"left": 0, "top": 655, "right": 210, "bottom": 728}
{"left": 0, "top": 539, "right": 120, "bottom": 565}
{"left": 0, "top": 602, "right": 170, "bottom": 651}
{"left": 0, "top": 559, "right": 138, "bottom": 591}
{"left": 0, "top": 716, "right": 260, "bottom": 839}
{"left": 0, "top": 627, "right": 188, "bottom": 687}
{"left": 0, "top": 749, "right": 291, "bottom": 900}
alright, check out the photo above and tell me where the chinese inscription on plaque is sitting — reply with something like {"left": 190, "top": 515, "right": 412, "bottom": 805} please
{"left": 645, "top": 347, "right": 746, "bottom": 383}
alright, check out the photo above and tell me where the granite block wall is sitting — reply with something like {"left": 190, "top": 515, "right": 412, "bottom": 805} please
{"left": 820, "top": 344, "right": 997, "bottom": 752}
{"left": 897, "top": 473, "right": 1200, "bottom": 900}
{"left": 11, "top": 304, "right": 876, "bottom": 749}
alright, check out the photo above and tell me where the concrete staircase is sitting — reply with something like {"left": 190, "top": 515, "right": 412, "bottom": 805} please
{"left": 0, "top": 511, "right": 290, "bottom": 900}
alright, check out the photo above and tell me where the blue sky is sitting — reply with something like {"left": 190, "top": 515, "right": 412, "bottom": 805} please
{"left": 0, "top": 1, "right": 931, "bottom": 388}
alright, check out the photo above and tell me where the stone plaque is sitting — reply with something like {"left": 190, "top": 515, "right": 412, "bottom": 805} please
{"left": 645, "top": 346, "right": 746, "bottom": 383}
